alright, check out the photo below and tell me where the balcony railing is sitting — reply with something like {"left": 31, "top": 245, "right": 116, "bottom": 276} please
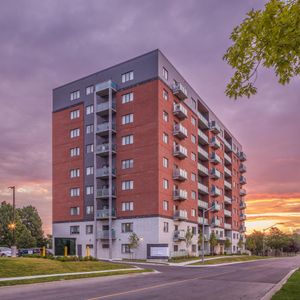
{"left": 173, "top": 168, "right": 188, "bottom": 181}
{"left": 173, "top": 103, "right": 188, "bottom": 120}
{"left": 173, "top": 144, "right": 188, "bottom": 159}
{"left": 96, "top": 187, "right": 116, "bottom": 198}
{"left": 239, "top": 151, "right": 247, "bottom": 161}
{"left": 173, "top": 189, "right": 188, "bottom": 201}
{"left": 240, "top": 213, "right": 247, "bottom": 221}
{"left": 96, "top": 208, "right": 116, "bottom": 219}
{"left": 96, "top": 143, "right": 116, "bottom": 156}
{"left": 224, "top": 180, "right": 232, "bottom": 190}
{"left": 95, "top": 80, "right": 117, "bottom": 96}
{"left": 240, "top": 188, "right": 247, "bottom": 196}
{"left": 210, "top": 137, "right": 221, "bottom": 149}
{"left": 198, "top": 217, "right": 208, "bottom": 225}
{"left": 198, "top": 163, "right": 209, "bottom": 176}
{"left": 211, "top": 186, "right": 221, "bottom": 197}
{"left": 224, "top": 167, "right": 232, "bottom": 177}
{"left": 240, "top": 201, "right": 247, "bottom": 209}
{"left": 240, "top": 176, "right": 247, "bottom": 185}
{"left": 210, "top": 120, "right": 221, "bottom": 134}
{"left": 198, "top": 199, "right": 208, "bottom": 209}
{"left": 210, "top": 152, "right": 221, "bottom": 164}
{"left": 172, "top": 83, "right": 188, "bottom": 100}
{"left": 239, "top": 164, "right": 247, "bottom": 173}
{"left": 173, "top": 230, "right": 186, "bottom": 241}
{"left": 224, "top": 153, "right": 232, "bottom": 165}
{"left": 98, "top": 229, "right": 116, "bottom": 240}
{"left": 96, "top": 122, "right": 116, "bottom": 136}
{"left": 224, "top": 196, "right": 232, "bottom": 204}
{"left": 240, "top": 225, "right": 246, "bottom": 232}
{"left": 210, "top": 168, "right": 221, "bottom": 179}
{"left": 211, "top": 217, "right": 221, "bottom": 227}
{"left": 174, "top": 210, "right": 188, "bottom": 221}
{"left": 198, "top": 146, "right": 209, "bottom": 161}
{"left": 198, "top": 129, "right": 209, "bottom": 145}
{"left": 96, "top": 102, "right": 116, "bottom": 116}
{"left": 96, "top": 167, "right": 116, "bottom": 178}
{"left": 224, "top": 223, "right": 232, "bottom": 230}
{"left": 173, "top": 123, "right": 188, "bottom": 139}
{"left": 224, "top": 209, "right": 232, "bottom": 217}
{"left": 198, "top": 182, "right": 209, "bottom": 194}
{"left": 212, "top": 202, "right": 221, "bottom": 212}
{"left": 224, "top": 139, "right": 232, "bottom": 152}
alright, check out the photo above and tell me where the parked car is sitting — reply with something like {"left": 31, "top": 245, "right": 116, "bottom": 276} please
{"left": 18, "top": 248, "right": 41, "bottom": 256}
{"left": 0, "top": 247, "right": 12, "bottom": 257}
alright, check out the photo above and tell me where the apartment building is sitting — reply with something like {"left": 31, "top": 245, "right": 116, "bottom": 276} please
{"left": 52, "top": 49, "right": 247, "bottom": 259}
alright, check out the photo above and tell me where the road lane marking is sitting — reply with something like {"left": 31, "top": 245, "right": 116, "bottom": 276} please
{"left": 86, "top": 270, "right": 236, "bottom": 300}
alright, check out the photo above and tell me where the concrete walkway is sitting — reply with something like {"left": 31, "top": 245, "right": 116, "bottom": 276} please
{"left": 0, "top": 267, "right": 141, "bottom": 282}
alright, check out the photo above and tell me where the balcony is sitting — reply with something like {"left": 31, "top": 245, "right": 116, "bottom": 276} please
{"left": 96, "top": 122, "right": 116, "bottom": 136}
{"left": 211, "top": 186, "right": 221, "bottom": 197}
{"left": 96, "top": 167, "right": 116, "bottom": 179}
{"left": 198, "top": 146, "right": 209, "bottom": 161}
{"left": 215, "top": 234, "right": 226, "bottom": 241}
{"left": 173, "top": 189, "right": 188, "bottom": 201}
{"left": 211, "top": 217, "right": 221, "bottom": 227}
{"left": 224, "top": 139, "right": 232, "bottom": 152}
{"left": 210, "top": 120, "right": 221, "bottom": 134}
{"left": 224, "top": 153, "right": 232, "bottom": 165}
{"left": 224, "top": 223, "right": 232, "bottom": 230}
{"left": 224, "top": 196, "right": 232, "bottom": 205}
{"left": 198, "top": 182, "right": 209, "bottom": 195}
{"left": 212, "top": 202, "right": 221, "bottom": 212}
{"left": 172, "top": 82, "right": 188, "bottom": 100}
{"left": 198, "top": 129, "right": 209, "bottom": 145}
{"left": 96, "top": 143, "right": 116, "bottom": 156}
{"left": 173, "top": 123, "right": 188, "bottom": 140}
{"left": 198, "top": 113, "right": 209, "bottom": 129}
{"left": 210, "top": 137, "right": 221, "bottom": 149}
{"left": 240, "top": 176, "right": 247, "bottom": 185}
{"left": 173, "top": 230, "right": 186, "bottom": 241}
{"left": 95, "top": 80, "right": 117, "bottom": 96}
{"left": 173, "top": 168, "right": 188, "bottom": 181}
{"left": 224, "top": 167, "right": 232, "bottom": 178}
{"left": 240, "top": 213, "right": 247, "bottom": 221}
{"left": 224, "top": 180, "right": 232, "bottom": 190}
{"left": 210, "top": 152, "right": 221, "bottom": 165}
{"left": 173, "top": 103, "right": 188, "bottom": 120}
{"left": 224, "top": 209, "right": 232, "bottom": 217}
{"left": 239, "top": 164, "right": 247, "bottom": 173}
{"left": 173, "top": 144, "right": 188, "bottom": 159}
{"left": 96, "top": 102, "right": 116, "bottom": 116}
{"left": 210, "top": 168, "right": 221, "bottom": 180}
{"left": 240, "top": 188, "right": 247, "bottom": 196}
{"left": 240, "top": 225, "right": 246, "bottom": 232}
{"left": 198, "top": 217, "right": 208, "bottom": 225}
{"left": 174, "top": 210, "right": 188, "bottom": 221}
{"left": 239, "top": 151, "right": 247, "bottom": 161}
{"left": 198, "top": 199, "right": 208, "bottom": 209}
{"left": 198, "top": 163, "right": 209, "bottom": 176}
{"left": 96, "top": 188, "right": 116, "bottom": 199}
{"left": 96, "top": 208, "right": 116, "bottom": 220}
{"left": 240, "top": 201, "right": 247, "bottom": 209}
{"left": 98, "top": 229, "right": 116, "bottom": 240}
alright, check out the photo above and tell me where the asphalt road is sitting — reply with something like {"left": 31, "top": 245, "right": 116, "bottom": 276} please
{"left": 0, "top": 256, "right": 299, "bottom": 300}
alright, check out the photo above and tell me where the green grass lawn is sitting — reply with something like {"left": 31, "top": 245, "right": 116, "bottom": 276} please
{"left": 190, "top": 255, "right": 269, "bottom": 265}
{"left": 272, "top": 269, "right": 300, "bottom": 300}
{"left": 0, "top": 257, "right": 132, "bottom": 278}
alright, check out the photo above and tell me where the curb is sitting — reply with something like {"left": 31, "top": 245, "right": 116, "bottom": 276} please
{"left": 260, "top": 268, "right": 297, "bottom": 300}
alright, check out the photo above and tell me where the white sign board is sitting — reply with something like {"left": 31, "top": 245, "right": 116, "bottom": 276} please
{"left": 150, "top": 246, "right": 169, "bottom": 257}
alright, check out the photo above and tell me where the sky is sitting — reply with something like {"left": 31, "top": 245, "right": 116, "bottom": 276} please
{"left": 0, "top": 0, "right": 299, "bottom": 235}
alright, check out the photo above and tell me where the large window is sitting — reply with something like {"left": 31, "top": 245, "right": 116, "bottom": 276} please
{"left": 70, "top": 109, "right": 80, "bottom": 120}
{"left": 86, "top": 144, "right": 94, "bottom": 153}
{"left": 86, "top": 124, "right": 93, "bottom": 134}
{"left": 163, "top": 157, "right": 168, "bottom": 168}
{"left": 121, "top": 244, "right": 131, "bottom": 253}
{"left": 162, "top": 67, "right": 168, "bottom": 80}
{"left": 163, "top": 133, "right": 168, "bottom": 144}
{"left": 163, "top": 222, "right": 169, "bottom": 232}
{"left": 163, "top": 179, "right": 169, "bottom": 189}
{"left": 86, "top": 225, "right": 93, "bottom": 234}
{"left": 121, "top": 71, "right": 134, "bottom": 83}
{"left": 70, "top": 147, "right": 80, "bottom": 157}
{"left": 70, "top": 226, "right": 80, "bottom": 234}
{"left": 163, "top": 111, "right": 169, "bottom": 122}
{"left": 86, "top": 205, "right": 94, "bottom": 215}
{"left": 122, "top": 92, "right": 133, "bottom": 104}
{"left": 122, "top": 201, "right": 134, "bottom": 211}
{"left": 86, "top": 85, "right": 94, "bottom": 95}
{"left": 70, "top": 90, "right": 80, "bottom": 101}
{"left": 86, "top": 105, "right": 94, "bottom": 115}
{"left": 70, "top": 128, "right": 80, "bottom": 138}
{"left": 122, "top": 159, "right": 134, "bottom": 169}
{"left": 86, "top": 166, "right": 94, "bottom": 175}
{"left": 122, "top": 180, "right": 134, "bottom": 190}
{"left": 122, "top": 113, "right": 134, "bottom": 125}
{"left": 122, "top": 135, "right": 134, "bottom": 145}
{"left": 163, "top": 200, "right": 168, "bottom": 211}
{"left": 70, "top": 169, "right": 80, "bottom": 178}
{"left": 163, "top": 89, "right": 168, "bottom": 101}
{"left": 70, "top": 188, "right": 80, "bottom": 197}
{"left": 121, "top": 223, "right": 133, "bottom": 233}
{"left": 70, "top": 207, "right": 80, "bottom": 216}
{"left": 86, "top": 186, "right": 94, "bottom": 195}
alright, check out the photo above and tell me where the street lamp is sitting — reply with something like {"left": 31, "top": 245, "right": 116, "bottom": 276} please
{"left": 262, "top": 222, "right": 284, "bottom": 256}
{"left": 8, "top": 186, "right": 17, "bottom": 257}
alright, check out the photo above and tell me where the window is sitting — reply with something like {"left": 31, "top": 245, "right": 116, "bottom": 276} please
{"left": 163, "top": 157, "right": 168, "bottom": 168}
{"left": 191, "top": 152, "right": 196, "bottom": 161}
{"left": 70, "top": 169, "right": 80, "bottom": 178}
{"left": 191, "top": 98, "right": 196, "bottom": 109}
{"left": 163, "top": 132, "right": 168, "bottom": 144}
{"left": 191, "top": 134, "right": 196, "bottom": 144}
{"left": 86, "top": 85, "right": 94, "bottom": 95}
{"left": 70, "top": 147, "right": 80, "bottom": 157}
{"left": 174, "top": 245, "right": 178, "bottom": 252}
{"left": 70, "top": 109, "right": 80, "bottom": 119}
{"left": 191, "top": 173, "right": 196, "bottom": 182}
{"left": 122, "top": 159, "right": 134, "bottom": 169}
{"left": 163, "top": 222, "right": 169, "bottom": 232}
{"left": 86, "top": 186, "right": 94, "bottom": 195}
{"left": 102, "top": 244, "right": 109, "bottom": 249}
{"left": 122, "top": 92, "right": 133, "bottom": 104}
{"left": 192, "top": 244, "right": 197, "bottom": 253}
{"left": 122, "top": 201, "right": 134, "bottom": 211}
{"left": 191, "top": 209, "right": 196, "bottom": 217}
{"left": 163, "top": 111, "right": 169, "bottom": 122}
{"left": 70, "top": 128, "right": 80, "bottom": 138}
{"left": 121, "top": 71, "right": 134, "bottom": 83}
{"left": 86, "top": 205, "right": 94, "bottom": 215}
{"left": 163, "top": 89, "right": 169, "bottom": 101}
{"left": 122, "top": 180, "right": 134, "bottom": 190}
{"left": 86, "top": 166, "right": 94, "bottom": 175}
{"left": 70, "top": 207, "right": 80, "bottom": 216}
{"left": 70, "top": 90, "right": 80, "bottom": 101}
{"left": 70, "top": 188, "right": 80, "bottom": 197}
{"left": 163, "top": 179, "right": 169, "bottom": 189}
{"left": 191, "top": 116, "right": 196, "bottom": 126}
{"left": 121, "top": 244, "right": 131, "bottom": 253}
{"left": 122, "top": 135, "right": 133, "bottom": 145}
{"left": 192, "top": 226, "right": 197, "bottom": 235}
{"left": 121, "top": 223, "right": 133, "bottom": 233}
{"left": 86, "top": 105, "right": 94, "bottom": 115}
{"left": 86, "top": 144, "right": 94, "bottom": 153}
{"left": 86, "top": 124, "right": 94, "bottom": 134}
{"left": 191, "top": 191, "right": 196, "bottom": 200}
{"left": 162, "top": 67, "right": 168, "bottom": 80}
{"left": 163, "top": 200, "right": 168, "bottom": 211}
{"left": 70, "top": 226, "right": 79, "bottom": 234}
{"left": 122, "top": 113, "right": 134, "bottom": 125}
{"left": 86, "top": 225, "right": 93, "bottom": 234}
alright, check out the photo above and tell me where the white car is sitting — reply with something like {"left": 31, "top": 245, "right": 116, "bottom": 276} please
{"left": 0, "top": 247, "right": 12, "bottom": 257}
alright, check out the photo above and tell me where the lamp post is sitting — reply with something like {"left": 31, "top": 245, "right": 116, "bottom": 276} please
{"left": 262, "top": 222, "right": 284, "bottom": 256}
{"left": 8, "top": 186, "right": 17, "bottom": 257}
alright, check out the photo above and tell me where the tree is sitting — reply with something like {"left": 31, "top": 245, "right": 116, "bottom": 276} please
{"left": 198, "top": 228, "right": 203, "bottom": 250}
{"left": 266, "top": 227, "right": 290, "bottom": 255}
{"left": 237, "top": 238, "right": 244, "bottom": 252}
{"left": 128, "top": 232, "right": 140, "bottom": 259}
{"left": 223, "top": 0, "right": 300, "bottom": 99}
{"left": 224, "top": 238, "right": 232, "bottom": 253}
{"left": 246, "top": 235, "right": 256, "bottom": 253}
{"left": 209, "top": 232, "right": 218, "bottom": 255}
{"left": 246, "top": 230, "right": 264, "bottom": 255}
{"left": 185, "top": 227, "right": 194, "bottom": 255}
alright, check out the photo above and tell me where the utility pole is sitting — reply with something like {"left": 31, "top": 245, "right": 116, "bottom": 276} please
{"left": 8, "top": 186, "right": 17, "bottom": 257}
